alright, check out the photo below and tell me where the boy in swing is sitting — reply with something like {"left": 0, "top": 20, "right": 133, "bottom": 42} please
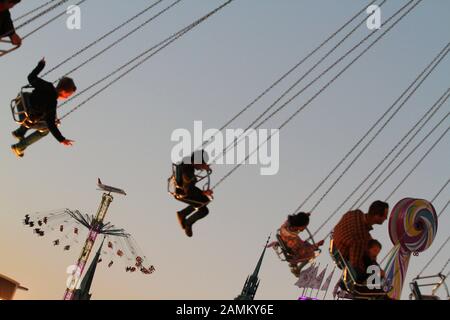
{"left": 175, "top": 150, "right": 213, "bottom": 238}
{"left": 11, "top": 58, "right": 76, "bottom": 158}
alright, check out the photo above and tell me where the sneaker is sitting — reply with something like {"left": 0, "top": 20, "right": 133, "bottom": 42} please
{"left": 184, "top": 223, "right": 193, "bottom": 238}
{"left": 11, "top": 145, "right": 24, "bottom": 158}
{"left": 177, "top": 212, "right": 186, "bottom": 229}
{"left": 11, "top": 131, "right": 24, "bottom": 141}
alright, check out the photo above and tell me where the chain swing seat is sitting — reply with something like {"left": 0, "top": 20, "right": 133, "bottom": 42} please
{"left": 409, "top": 273, "right": 448, "bottom": 300}
{"left": 0, "top": 37, "right": 19, "bottom": 57}
{"left": 272, "top": 228, "right": 321, "bottom": 277}
{"left": 10, "top": 86, "right": 49, "bottom": 131}
{"left": 168, "top": 163, "right": 213, "bottom": 206}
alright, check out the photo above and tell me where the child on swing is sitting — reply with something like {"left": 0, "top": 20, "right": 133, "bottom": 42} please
{"left": 269, "top": 212, "right": 325, "bottom": 263}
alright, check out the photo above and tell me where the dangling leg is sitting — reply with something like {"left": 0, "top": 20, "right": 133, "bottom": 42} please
{"left": 11, "top": 129, "right": 49, "bottom": 157}
{"left": 12, "top": 125, "right": 28, "bottom": 141}
{"left": 177, "top": 187, "right": 210, "bottom": 237}
{"left": 181, "top": 187, "right": 210, "bottom": 237}
{"left": 177, "top": 203, "right": 196, "bottom": 230}
{"left": 184, "top": 204, "right": 210, "bottom": 238}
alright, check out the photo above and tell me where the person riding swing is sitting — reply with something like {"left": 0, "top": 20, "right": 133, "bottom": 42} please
{"left": 173, "top": 150, "right": 213, "bottom": 238}
{"left": 268, "top": 212, "right": 324, "bottom": 276}
{"left": 0, "top": 0, "right": 22, "bottom": 50}
{"left": 11, "top": 58, "right": 76, "bottom": 158}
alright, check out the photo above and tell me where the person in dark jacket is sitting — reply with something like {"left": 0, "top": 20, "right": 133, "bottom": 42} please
{"left": 175, "top": 150, "right": 213, "bottom": 238}
{"left": 0, "top": 0, "right": 22, "bottom": 47}
{"left": 11, "top": 58, "right": 76, "bottom": 158}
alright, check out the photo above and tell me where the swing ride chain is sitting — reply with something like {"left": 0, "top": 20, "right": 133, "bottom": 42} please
{"left": 22, "top": 0, "right": 89, "bottom": 40}
{"left": 203, "top": 0, "right": 380, "bottom": 149}
{"left": 360, "top": 104, "right": 450, "bottom": 206}
{"left": 296, "top": 41, "right": 450, "bottom": 215}
{"left": 213, "top": 0, "right": 422, "bottom": 191}
{"left": 335, "top": 82, "right": 450, "bottom": 218}
{"left": 14, "top": 0, "right": 59, "bottom": 22}
{"left": 431, "top": 178, "right": 450, "bottom": 203}
{"left": 352, "top": 87, "right": 450, "bottom": 209}
{"left": 15, "top": 0, "right": 69, "bottom": 31}
{"left": 313, "top": 114, "right": 449, "bottom": 245}
{"left": 417, "top": 235, "right": 450, "bottom": 277}
{"left": 306, "top": 40, "right": 448, "bottom": 239}
{"left": 253, "top": 1, "right": 416, "bottom": 135}
{"left": 214, "top": 0, "right": 389, "bottom": 164}
{"left": 299, "top": 0, "right": 424, "bottom": 215}
{"left": 43, "top": 0, "right": 180, "bottom": 78}
{"left": 386, "top": 123, "right": 450, "bottom": 202}
{"left": 58, "top": 0, "right": 235, "bottom": 120}
{"left": 440, "top": 258, "right": 450, "bottom": 275}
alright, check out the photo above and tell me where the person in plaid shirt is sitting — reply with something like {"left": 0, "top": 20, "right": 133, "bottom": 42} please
{"left": 332, "top": 201, "right": 389, "bottom": 276}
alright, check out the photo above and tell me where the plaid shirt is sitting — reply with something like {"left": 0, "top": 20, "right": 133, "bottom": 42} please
{"left": 333, "top": 210, "right": 373, "bottom": 273}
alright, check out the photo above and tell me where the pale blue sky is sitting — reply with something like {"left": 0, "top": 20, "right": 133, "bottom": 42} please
{"left": 0, "top": 0, "right": 449, "bottom": 300}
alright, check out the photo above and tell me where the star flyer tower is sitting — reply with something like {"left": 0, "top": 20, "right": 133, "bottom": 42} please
{"left": 235, "top": 236, "right": 271, "bottom": 300}
{"left": 63, "top": 180, "right": 126, "bottom": 300}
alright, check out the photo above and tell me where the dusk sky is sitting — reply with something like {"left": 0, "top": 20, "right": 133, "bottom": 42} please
{"left": 0, "top": 0, "right": 449, "bottom": 300}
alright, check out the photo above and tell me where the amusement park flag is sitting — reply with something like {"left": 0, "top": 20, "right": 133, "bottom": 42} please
{"left": 320, "top": 266, "right": 336, "bottom": 292}
{"left": 295, "top": 264, "right": 316, "bottom": 289}
{"left": 312, "top": 266, "right": 327, "bottom": 290}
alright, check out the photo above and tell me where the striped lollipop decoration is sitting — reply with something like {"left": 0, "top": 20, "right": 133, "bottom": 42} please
{"left": 389, "top": 198, "right": 438, "bottom": 253}
{"left": 384, "top": 198, "right": 438, "bottom": 299}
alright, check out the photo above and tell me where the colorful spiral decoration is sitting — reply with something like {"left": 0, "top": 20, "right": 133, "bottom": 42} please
{"left": 389, "top": 198, "right": 438, "bottom": 253}
{"left": 384, "top": 198, "right": 438, "bottom": 299}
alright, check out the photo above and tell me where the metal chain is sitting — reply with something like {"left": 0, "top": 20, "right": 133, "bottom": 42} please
{"left": 15, "top": 0, "right": 69, "bottom": 30}
{"left": 354, "top": 88, "right": 450, "bottom": 209}
{"left": 316, "top": 89, "right": 450, "bottom": 240}
{"left": 43, "top": 0, "right": 179, "bottom": 77}
{"left": 439, "top": 258, "right": 450, "bottom": 274}
{"left": 213, "top": 0, "right": 422, "bottom": 190}
{"left": 431, "top": 178, "right": 450, "bottom": 203}
{"left": 22, "top": 0, "right": 89, "bottom": 40}
{"left": 214, "top": 0, "right": 391, "bottom": 163}
{"left": 255, "top": 1, "right": 416, "bottom": 133}
{"left": 14, "top": 0, "right": 59, "bottom": 22}
{"left": 0, "top": 0, "right": 69, "bottom": 39}
{"left": 386, "top": 123, "right": 450, "bottom": 202}
{"left": 417, "top": 236, "right": 450, "bottom": 277}
{"left": 59, "top": 0, "right": 235, "bottom": 119}
{"left": 291, "top": 1, "right": 424, "bottom": 215}
{"left": 203, "top": 0, "right": 379, "bottom": 149}
{"left": 296, "top": 41, "right": 450, "bottom": 214}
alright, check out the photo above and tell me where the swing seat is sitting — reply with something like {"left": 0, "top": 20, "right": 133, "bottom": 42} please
{"left": 329, "top": 239, "right": 388, "bottom": 300}
{"left": 0, "top": 38, "right": 19, "bottom": 58}
{"left": 273, "top": 230, "right": 320, "bottom": 277}
{"left": 409, "top": 273, "right": 448, "bottom": 300}
{"left": 10, "top": 87, "right": 47, "bottom": 130}
{"left": 409, "top": 281, "right": 440, "bottom": 300}
{"left": 168, "top": 163, "right": 213, "bottom": 202}
{"left": 273, "top": 231, "right": 296, "bottom": 262}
